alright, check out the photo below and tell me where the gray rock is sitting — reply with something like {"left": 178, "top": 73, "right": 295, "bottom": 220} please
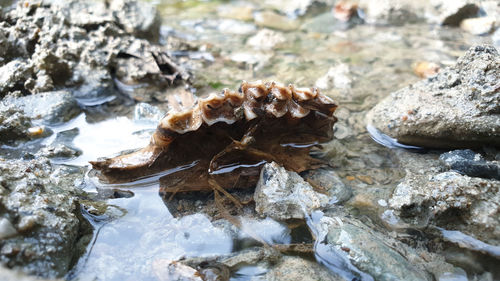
{"left": 439, "top": 149, "right": 500, "bottom": 180}
{"left": 318, "top": 211, "right": 455, "bottom": 281}
{"left": 254, "top": 162, "right": 330, "bottom": 220}
{"left": 0, "top": 60, "right": 33, "bottom": 97}
{"left": 1, "top": 0, "right": 186, "bottom": 108}
{"left": 109, "top": 0, "right": 161, "bottom": 41}
{"left": 389, "top": 170, "right": 500, "bottom": 245}
{"left": 263, "top": 255, "right": 343, "bottom": 281}
{"left": 366, "top": 45, "right": 500, "bottom": 148}
{"left": 301, "top": 168, "right": 352, "bottom": 204}
{"left": 0, "top": 158, "right": 90, "bottom": 278}
{"left": 246, "top": 28, "right": 285, "bottom": 51}
{"left": 0, "top": 265, "right": 60, "bottom": 281}
{"left": 429, "top": 0, "right": 480, "bottom": 26}
{"left": 0, "top": 106, "right": 32, "bottom": 143}
{"left": 358, "top": 0, "right": 424, "bottom": 25}
{"left": 2, "top": 91, "right": 80, "bottom": 124}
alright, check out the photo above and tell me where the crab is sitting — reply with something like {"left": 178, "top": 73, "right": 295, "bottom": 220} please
{"left": 90, "top": 81, "right": 338, "bottom": 202}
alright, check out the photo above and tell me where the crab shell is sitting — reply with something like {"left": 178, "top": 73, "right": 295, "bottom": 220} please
{"left": 90, "top": 81, "right": 338, "bottom": 187}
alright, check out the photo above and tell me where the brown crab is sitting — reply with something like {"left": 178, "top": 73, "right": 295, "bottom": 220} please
{"left": 90, "top": 81, "right": 337, "bottom": 199}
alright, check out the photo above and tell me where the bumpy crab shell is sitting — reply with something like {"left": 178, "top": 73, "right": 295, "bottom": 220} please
{"left": 90, "top": 81, "right": 338, "bottom": 193}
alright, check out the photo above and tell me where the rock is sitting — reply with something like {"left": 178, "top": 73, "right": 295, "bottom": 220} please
{"left": 246, "top": 29, "right": 286, "bottom": 51}
{"left": 0, "top": 60, "right": 33, "bottom": 97}
{"left": 460, "top": 17, "right": 497, "bottom": 35}
{"left": 428, "top": 0, "right": 480, "bottom": 26}
{"left": 301, "top": 168, "right": 352, "bottom": 203}
{"left": 254, "top": 162, "right": 330, "bottom": 220}
{"left": 439, "top": 149, "right": 500, "bottom": 180}
{"left": 254, "top": 10, "right": 299, "bottom": 31}
{"left": 1, "top": 0, "right": 186, "bottom": 108}
{"left": 315, "top": 63, "right": 352, "bottom": 90}
{"left": 366, "top": 44, "right": 500, "bottom": 148}
{"left": 389, "top": 170, "right": 500, "bottom": 245}
{"left": 217, "top": 4, "right": 254, "bottom": 22}
{"left": 109, "top": 0, "right": 161, "bottom": 41}
{"left": 412, "top": 61, "right": 440, "bottom": 78}
{"left": 0, "top": 218, "right": 17, "bottom": 240}
{"left": 358, "top": 0, "right": 424, "bottom": 25}
{"left": 0, "top": 106, "right": 32, "bottom": 143}
{"left": 0, "top": 158, "right": 90, "bottom": 278}
{"left": 263, "top": 0, "right": 331, "bottom": 18}
{"left": 263, "top": 256, "right": 343, "bottom": 281}
{"left": 2, "top": 91, "right": 79, "bottom": 124}
{"left": 315, "top": 210, "right": 457, "bottom": 281}
{"left": 133, "top": 102, "right": 165, "bottom": 123}
{"left": 301, "top": 13, "right": 339, "bottom": 33}
{"left": 0, "top": 265, "right": 59, "bottom": 281}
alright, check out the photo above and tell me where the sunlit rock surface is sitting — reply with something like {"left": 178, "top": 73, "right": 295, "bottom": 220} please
{"left": 367, "top": 45, "right": 500, "bottom": 148}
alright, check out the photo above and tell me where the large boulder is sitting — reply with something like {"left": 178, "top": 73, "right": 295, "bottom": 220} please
{"left": 366, "top": 45, "right": 500, "bottom": 148}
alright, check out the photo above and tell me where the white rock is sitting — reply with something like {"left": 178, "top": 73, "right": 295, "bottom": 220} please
{"left": 315, "top": 63, "right": 352, "bottom": 90}
{"left": 254, "top": 162, "right": 330, "bottom": 220}
{"left": 460, "top": 17, "right": 496, "bottom": 35}
{"left": 0, "top": 218, "right": 18, "bottom": 239}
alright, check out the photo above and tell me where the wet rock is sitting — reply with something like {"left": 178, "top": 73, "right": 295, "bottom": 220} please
{"left": 460, "top": 17, "right": 497, "bottom": 35}
{"left": 302, "top": 168, "right": 352, "bottom": 204}
{"left": 254, "top": 10, "right": 299, "bottom": 31}
{"left": 0, "top": 158, "right": 89, "bottom": 278}
{"left": 263, "top": 255, "right": 343, "bottom": 281}
{"left": 366, "top": 44, "right": 500, "bottom": 148}
{"left": 429, "top": 0, "right": 480, "bottom": 26}
{"left": 0, "top": 106, "right": 32, "bottom": 143}
{"left": 301, "top": 13, "right": 338, "bottom": 33}
{"left": 439, "top": 149, "right": 500, "bottom": 180}
{"left": 246, "top": 29, "right": 286, "bottom": 51}
{"left": 2, "top": 91, "right": 79, "bottom": 124}
{"left": 389, "top": 170, "right": 500, "bottom": 244}
{"left": 133, "top": 102, "right": 165, "bottom": 123}
{"left": 358, "top": 0, "right": 424, "bottom": 25}
{"left": 317, "top": 210, "right": 456, "bottom": 281}
{"left": 35, "top": 144, "right": 82, "bottom": 160}
{"left": 315, "top": 63, "right": 352, "bottom": 90}
{"left": 254, "top": 162, "right": 330, "bottom": 221}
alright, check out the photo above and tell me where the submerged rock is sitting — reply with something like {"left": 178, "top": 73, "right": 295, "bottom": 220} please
{"left": 313, "top": 210, "right": 458, "bottom": 281}
{"left": 366, "top": 44, "right": 500, "bottom": 148}
{"left": 1, "top": 91, "right": 79, "bottom": 124}
{"left": 254, "top": 162, "right": 330, "bottom": 220}
{"left": 0, "top": 158, "right": 90, "bottom": 278}
{"left": 263, "top": 256, "right": 342, "bottom": 281}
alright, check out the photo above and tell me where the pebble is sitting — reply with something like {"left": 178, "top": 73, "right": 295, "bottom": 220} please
{"left": 460, "top": 17, "right": 496, "bottom": 35}
{"left": 0, "top": 218, "right": 18, "bottom": 239}
{"left": 254, "top": 10, "right": 299, "bottom": 31}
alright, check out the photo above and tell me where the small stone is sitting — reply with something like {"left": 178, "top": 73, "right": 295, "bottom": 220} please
{"left": 334, "top": 0, "right": 359, "bottom": 22}
{"left": 0, "top": 218, "right": 18, "bottom": 239}
{"left": 413, "top": 61, "right": 440, "bottom": 78}
{"left": 254, "top": 10, "right": 299, "bottom": 31}
{"left": 315, "top": 63, "right": 352, "bottom": 90}
{"left": 217, "top": 5, "right": 254, "bottom": 22}
{"left": 302, "top": 168, "right": 352, "bottom": 203}
{"left": 246, "top": 29, "right": 286, "bottom": 51}
{"left": 254, "top": 162, "right": 329, "bottom": 220}
{"left": 460, "top": 17, "right": 496, "bottom": 35}
{"left": 439, "top": 149, "right": 500, "bottom": 180}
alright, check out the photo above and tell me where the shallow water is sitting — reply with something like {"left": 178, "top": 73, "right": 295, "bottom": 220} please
{"left": 27, "top": 0, "right": 495, "bottom": 280}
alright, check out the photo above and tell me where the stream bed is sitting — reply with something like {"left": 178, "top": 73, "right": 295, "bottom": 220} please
{"left": 0, "top": 0, "right": 499, "bottom": 280}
